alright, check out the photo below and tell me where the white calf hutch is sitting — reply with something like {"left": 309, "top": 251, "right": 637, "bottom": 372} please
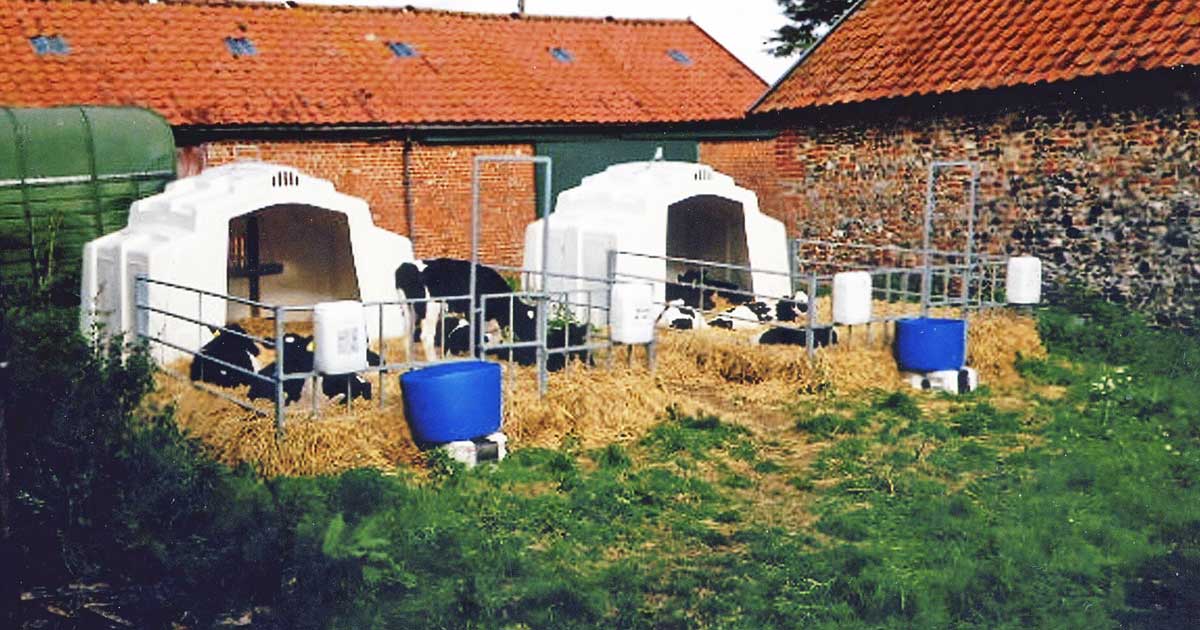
{"left": 521, "top": 160, "right": 792, "bottom": 321}
{"left": 80, "top": 162, "right": 415, "bottom": 364}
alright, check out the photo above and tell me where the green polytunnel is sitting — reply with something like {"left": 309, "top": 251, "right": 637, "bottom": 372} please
{"left": 0, "top": 106, "right": 176, "bottom": 283}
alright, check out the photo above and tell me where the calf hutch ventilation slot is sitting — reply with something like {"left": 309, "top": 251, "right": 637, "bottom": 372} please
{"left": 271, "top": 171, "right": 299, "bottom": 187}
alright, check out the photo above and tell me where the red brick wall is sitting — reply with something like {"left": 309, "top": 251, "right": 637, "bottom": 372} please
{"left": 409, "top": 143, "right": 535, "bottom": 266}
{"left": 698, "top": 138, "right": 784, "bottom": 229}
{"left": 770, "top": 69, "right": 1200, "bottom": 327}
{"left": 202, "top": 140, "right": 535, "bottom": 266}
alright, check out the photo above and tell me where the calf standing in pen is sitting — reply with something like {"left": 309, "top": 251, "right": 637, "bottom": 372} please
{"left": 394, "top": 257, "right": 589, "bottom": 372}
{"left": 395, "top": 258, "right": 530, "bottom": 360}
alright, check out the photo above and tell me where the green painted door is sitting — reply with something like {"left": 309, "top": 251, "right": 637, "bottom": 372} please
{"left": 535, "top": 139, "right": 697, "bottom": 217}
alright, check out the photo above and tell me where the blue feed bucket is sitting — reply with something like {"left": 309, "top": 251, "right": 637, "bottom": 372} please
{"left": 401, "top": 361, "right": 502, "bottom": 444}
{"left": 894, "top": 317, "right": 967, "bottom": 372}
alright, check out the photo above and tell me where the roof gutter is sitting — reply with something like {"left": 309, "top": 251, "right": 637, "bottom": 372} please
{"left": 748, "top": 0, "right": 869, "bottom": 114}
{"left": 172, "top": 119, "right": 777, "bottom": 143}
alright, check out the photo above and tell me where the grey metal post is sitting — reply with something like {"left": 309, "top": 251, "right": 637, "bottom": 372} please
{"left": 962, "top": 163, "right": 978, "bottom": 322}
{"left": 273, "top": 307, "right": 285, "bottom": 438}
{"left": 134, "top": 274, "right": 149, "bottom": 340}
{"left": 990, "top": 261, "right": 999, "bottom": 306}
{"left": 806, "top": 272, "right": 817, "bottom": 360}
{"left": 537, "top": 297, "right": 548, "bottom": 396}
{"left": 469, "top": 159, "right": 480, "bottom": 359}
{"left": 787, "top": 238, "right": 799, "bottom": 295}
{"left": 921, "top": 165, "right": 936, "bottom": 317}
{"left": 585, "top": 288, "right": 594, "bottom": 366}
{"left": 541, "top": 159, "right": 552, "bottom": 316}
{"left": 470, "top": 154, "right": 554, "bottom": 360}
{"left": 311, "top": 374, "right": 318, "bottom": 418}
{"left": 606, "top": 249, "right": 617, "bottom": 368}
{"left": 197, "top": 291, "right": 203, "bottom": 353}
{"left": 378, "top": 303, "right": 386, "bottom": 408}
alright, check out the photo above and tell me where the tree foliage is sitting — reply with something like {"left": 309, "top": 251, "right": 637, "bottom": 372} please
{"left": 770, "top": 0, "right": 857, "bottom": 57}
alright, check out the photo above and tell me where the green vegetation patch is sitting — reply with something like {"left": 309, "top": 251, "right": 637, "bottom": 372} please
{"left": 6, "top": 284, "right": 1200, "bottom": 628}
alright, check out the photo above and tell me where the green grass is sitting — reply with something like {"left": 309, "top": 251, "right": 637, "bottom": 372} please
{"left": 8, "top": 284, "right": 1200, "bottom": 627}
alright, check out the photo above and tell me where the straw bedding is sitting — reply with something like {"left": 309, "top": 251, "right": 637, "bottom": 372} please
{"left": 151, "top": 305, "right": 1044, "bottom": 477}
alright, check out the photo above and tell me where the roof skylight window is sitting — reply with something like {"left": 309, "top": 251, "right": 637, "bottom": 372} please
{"left": 667, "top": 49, "right": 692, "bottom": 65}
{"left": 30, "top": 35, "right": 70, "bottom": 56}
{"left": 387, "top": 41, "right": 418, "bottom": 58}
{"left": 549, "top": 47, "right": 574, "bottom": 63}
{"left": 224, "top": 37, "right": 258, "bottom": 57}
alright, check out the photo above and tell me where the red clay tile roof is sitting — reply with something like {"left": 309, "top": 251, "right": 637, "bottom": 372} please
{"left": 0, "top": 0, "right": 765, "bottom": 127}
{"left": 754, "top": 0, "right": 1200, "bottom": 113}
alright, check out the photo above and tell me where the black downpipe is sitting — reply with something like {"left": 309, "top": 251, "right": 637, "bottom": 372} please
{"left": 403, "top": 135, "right": 414, "bottom": 241}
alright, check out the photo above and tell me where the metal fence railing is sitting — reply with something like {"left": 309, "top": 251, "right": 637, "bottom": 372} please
{"left": 133, "top": 270, "right": 625, "bottom": 434}
{"left": 134, "top": 236, "right": 1018, "bottom": 433}
{"left": 609, "top": 242, "right": 1013, "bottom": 359}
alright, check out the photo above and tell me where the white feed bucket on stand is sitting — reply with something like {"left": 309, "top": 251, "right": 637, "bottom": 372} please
{"left": 1005, "top": 256, "right": 1042, "bottom": 304}
{"left": 833, "top": 271, "right": 873, "bottom": 325}
{"left": 313, "top": 300, "right": 369, "bottom": 374}
{"left": 610, "top": 283, "right": 656, "bottom": 345}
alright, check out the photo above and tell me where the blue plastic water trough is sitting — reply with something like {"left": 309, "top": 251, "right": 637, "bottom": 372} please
{"left": 401, "top": 361, "right": 502, "bottom": 444}
{"left": 894, "top": 317, "right": 967, "bottom": 372}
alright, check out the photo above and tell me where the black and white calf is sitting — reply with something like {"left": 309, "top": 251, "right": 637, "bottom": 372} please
{"left": 677, "top": 269, "right": 750, "bottom": 305}
{"left": 321, "top": 350, "right": 382, "bottom": 403}
{"left": 395, "top": 258, "right": 534, "bottom": 359}
{"left": 708, "top": 292, "right": 808, "bottom": 330}
{"left": 773, "top": 291, "right": 809, "bottom": 322}
{"left": 190, "top": 324, "right": 261, "bottom": 389}
{"left": 709, "top": 301, "right": 774, "bottom": 330}
{"left": 434, "top": 315, "right": 499, "bottom": 357}
{"left": 755, "top": 325, "right": 838, "bottom": 348}
{"left": 248, "top": 333, "right": 314, "bottom": 403}
{"left": 657, "top": 299, "right": 707, "bottom": 330}
{"left": 485, "top": 321, "right": 591, "bottom": 372}
{"left": 248, "top": 333, "right": 380, "bottom": 405}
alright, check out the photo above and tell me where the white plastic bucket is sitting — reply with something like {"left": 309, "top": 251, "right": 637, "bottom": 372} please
{"left": 312, "top": 300, "right": 368, "bottom": 374}
{"left": 610, "top": 283, "right": 655, "bottom": 344}
{"left": 1006, "top": 256, "right": 1042, "bottom": 304}
{"left": 833, "top": 271, "right": 872, "bottom": 325}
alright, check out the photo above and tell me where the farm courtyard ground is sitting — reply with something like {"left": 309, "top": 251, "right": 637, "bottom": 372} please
{"left": 7, "top": 293, "right": 1200, "bottom": 628}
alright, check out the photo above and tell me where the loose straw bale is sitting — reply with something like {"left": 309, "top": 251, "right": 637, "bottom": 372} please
{"left": 501, "top": 363, "right": 673, "bottom": 449}
{"left": 967, "top": 310, "right": 1046, "bottom": 385}
{"left": 147, "top": 364, "right": 420, "bottom": 477}
{"left": 656, "top": 328, "right": 898, "bottom": 396}
{"left": 657, "top": 328, "right": 822, "bottom": 388}
{"left": 148, "top": 304, "right": 1043, "bottom": 477}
